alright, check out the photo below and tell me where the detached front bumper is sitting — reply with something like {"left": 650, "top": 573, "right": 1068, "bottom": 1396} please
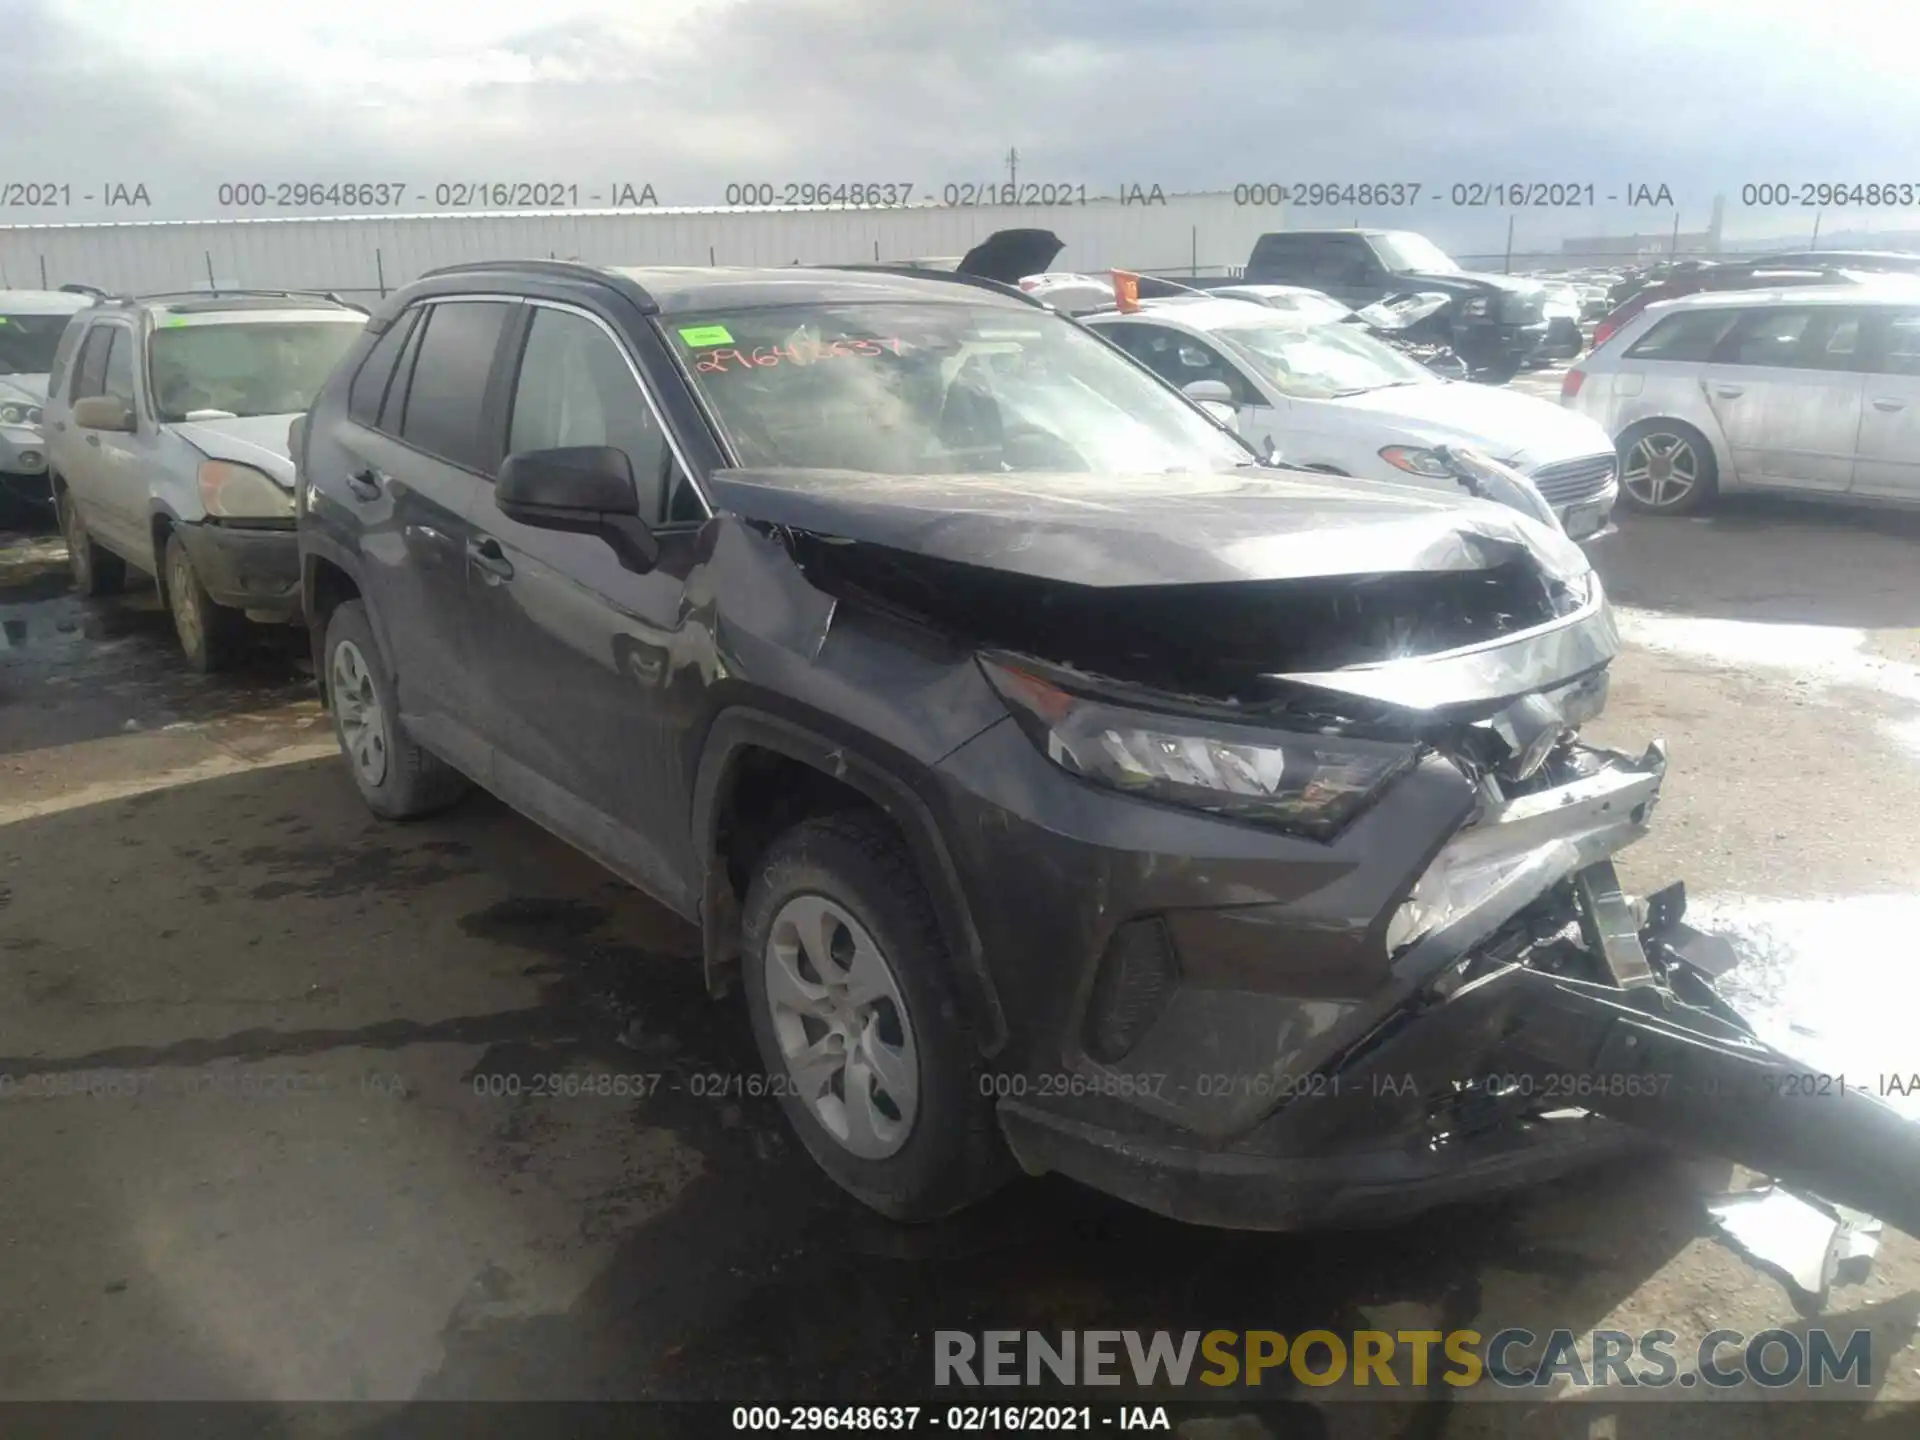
{"left": 989, "top": 741, "right": 1673, "bottom": 1228}
{"left": 987, "top": 731, "right": 1920, "bottom": 1237}
{"left": 175, "top": 520, "right": 303, "bottom": 622}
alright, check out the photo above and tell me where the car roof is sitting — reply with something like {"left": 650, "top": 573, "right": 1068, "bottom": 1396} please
{"left": 1647, "top": 275, "right": 1920, "bottom": 313}
{"left": 0, "top": 289, "right": 94, "bottom": 314}
{"left": 1085, "top": 296, "right": 1310, "bottom": 329}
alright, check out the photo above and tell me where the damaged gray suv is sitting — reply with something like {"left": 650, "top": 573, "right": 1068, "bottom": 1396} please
{"left": 296, "top": 260, "right": 1920, "bottom": 1236}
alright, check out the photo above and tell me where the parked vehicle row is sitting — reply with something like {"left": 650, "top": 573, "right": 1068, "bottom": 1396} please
{"left": 22, "top": 250, "right": 1920, "bottom": 1243}
{"left": 1563, "top": 279, "right": 1920, "bottom": 514}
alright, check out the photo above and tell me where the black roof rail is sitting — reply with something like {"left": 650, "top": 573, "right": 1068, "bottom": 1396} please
{"left": 413, "top": 258, "right": 657, "bottom": 313}
{"left": 58, "top": 282, "right": 110, "bottom": 298}
{"left": 810, "top": 263, "right": 1051, "bottom": 309}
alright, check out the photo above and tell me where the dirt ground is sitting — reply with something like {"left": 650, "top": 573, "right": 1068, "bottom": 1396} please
{"left": 3, "top": 475, "right": 1919, "bottom": 1437}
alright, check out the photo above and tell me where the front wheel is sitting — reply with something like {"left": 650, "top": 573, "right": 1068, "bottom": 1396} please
{"left": 1617, "top": 419, "right": 1718, "bottom": 515}
{"left": 164, "top": 533, "right": 247, "bottom": 673}
{"left": 740, "top": 811, "right": 1011, "bottom": 1221}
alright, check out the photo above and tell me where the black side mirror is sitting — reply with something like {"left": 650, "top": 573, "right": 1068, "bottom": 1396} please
{"left": 496, "top": 445, "right": 659, "bottom": 572}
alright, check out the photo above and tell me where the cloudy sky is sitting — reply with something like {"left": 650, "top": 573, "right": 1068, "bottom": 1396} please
{"left": 6, "top": 0, "right": 1917, "bottom": 252}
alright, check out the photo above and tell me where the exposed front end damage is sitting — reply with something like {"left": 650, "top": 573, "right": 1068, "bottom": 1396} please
{"left": 704, "top": 464, "right": 1920, "bottom": 1238}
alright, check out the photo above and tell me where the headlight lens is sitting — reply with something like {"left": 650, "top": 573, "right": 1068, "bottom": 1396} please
{"left": 982, "top": 659, "right": 1418, "bottom": 840}
{"left": 1461, "top": 295, "right": 1491, "bottom": 317}
{"left": 0, "top": 402, "right": 35, "bottom": 426}
{"left": 198, "top": 460, "right": 294, "bottom": 520}
{"left": 1379, "top": 444, "right": 1455, "bottom": 478}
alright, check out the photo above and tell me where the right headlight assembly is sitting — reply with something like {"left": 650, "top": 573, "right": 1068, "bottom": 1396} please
{"left": 981, "top": 657, "right": 1420, "bottom": 841}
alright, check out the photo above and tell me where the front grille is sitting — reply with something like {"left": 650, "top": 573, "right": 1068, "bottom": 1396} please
{"left": 1526, "top": 453, "right": 1617, "bottom": 506}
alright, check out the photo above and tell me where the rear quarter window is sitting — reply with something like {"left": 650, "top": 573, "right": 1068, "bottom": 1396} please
{"left": 1623, "top": 309, "right": 1741, "bottom": 363}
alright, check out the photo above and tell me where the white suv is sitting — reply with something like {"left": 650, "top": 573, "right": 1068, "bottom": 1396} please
{"left": 1561, "top": 280, "right": 1920, "bottom": 515}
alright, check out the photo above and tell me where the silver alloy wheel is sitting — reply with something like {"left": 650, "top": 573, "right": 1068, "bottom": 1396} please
{"left": 168, "top": 544, "right": 203, "bottom": 658}
{"left": 1622, "top": 431, "right": 1701, "bottom": 509}
{"left": 61, "top": 495, "right": 90, "bottom": 589}
{"left": 330, "top": 639, "right": 390, "bottom": 787}
{"left": 764, "top": 893, "right": 919, "bottom": 1159}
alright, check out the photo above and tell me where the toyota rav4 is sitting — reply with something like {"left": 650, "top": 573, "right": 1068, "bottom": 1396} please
{"left": 294, "top": 259, "right": 1920, "bottom": 1236}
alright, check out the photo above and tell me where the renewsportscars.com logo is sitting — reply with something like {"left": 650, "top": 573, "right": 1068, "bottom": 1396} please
{"left": 934, "top": 1328, "right": 1874, "bottom": 1392}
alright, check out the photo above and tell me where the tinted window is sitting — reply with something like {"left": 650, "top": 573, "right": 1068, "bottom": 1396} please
{"left": 70, "top": 325, "right": 114, "bottom": 401}
{"left": 508, "top": 307, "right": 669, "bottom": 515}
{"left": 399, "top": 301, "right": 512, "bottom": 470}
{"left": 348, "top": 308, "right": 419, "bottom": 426}
{"left": 1625, "top": 309, "right": 1741, "bottom": 362}
{"left": 381, "top": 307, "right": 429, "bottom": 432}
{"left": 1875, "top": 309, "right": 1920, "bottom": 376}
{"left": 102, "top": 329, "right": 135, "bottom": 407}
{"left": 1249, "top": 234, "right": 1316, "bottom": 274}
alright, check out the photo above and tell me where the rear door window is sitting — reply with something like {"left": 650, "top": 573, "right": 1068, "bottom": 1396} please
{"left": 396, "top": 301, "right": 512, "bottom": 471}
{"left": 1712, "top": 307, "right": 1864, "bottom": 371}
{"left": 348, "top": 307, "right": 420, "bottom": 427}
{"left": 1624, "top": 309, "right": 1741, "bottom": 363}
{"left": 1870, "top": 308, "right": 1920, "bottom": 376}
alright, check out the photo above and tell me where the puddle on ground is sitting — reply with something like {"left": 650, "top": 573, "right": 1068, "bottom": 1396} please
{"left": 1687, "top": 892, "right": 1920, "bottom": 1119}
{"left": 1616, "top": 609, "right": 1920, "bottom": 706}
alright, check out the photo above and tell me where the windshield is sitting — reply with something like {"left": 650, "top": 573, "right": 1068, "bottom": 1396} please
{"left": 1213, "top": 319, "right": 1437, "bottom": 399}
{"left": 0, "top": 314, "right": 75, "bottom": 376}
{"left": 671, "top": 301, "right": 1255, "bottom": 476}
{"left": 148, "top": 319, "right": 364, "bottom": 422}
{"left": 1225, "top": 289, "right": 1351, "bottom": 324}
{"left": 1370, "top": 232, "right": 1462, "bottom": 274}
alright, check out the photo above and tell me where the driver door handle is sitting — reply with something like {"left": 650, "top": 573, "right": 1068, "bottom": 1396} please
{"left": 1712, "top": 384, "right": 1745, "bottom": 398}
{"left": 346, "top": 467, "right": 385, "bottom": 500}
{"left": 1872, "top": 396, "right": 1907, "bottom": 412}
{"left": 467, "top": 536, "right": 514, "bottom": 581}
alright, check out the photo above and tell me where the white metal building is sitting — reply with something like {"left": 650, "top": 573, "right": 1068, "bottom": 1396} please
{"left": 0, "top": 193, "right": 1278, "bottom": 301}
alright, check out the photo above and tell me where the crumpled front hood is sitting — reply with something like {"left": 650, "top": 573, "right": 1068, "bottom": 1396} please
{"left": 170, "top": 413, "right": 298, "bottom": 487}
{"left": 0, "top": 373, "right": 49, "bottom": 406}
{"left": 705, "top": 467, "right": 1593, "bottom": 590}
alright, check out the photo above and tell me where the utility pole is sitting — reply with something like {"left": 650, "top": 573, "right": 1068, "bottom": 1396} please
{"left": 1811, "top": 210, "right": 1823, "bottom": 250}
{"left": 1005, "top": 147, "right": 1019, "bottom": 191}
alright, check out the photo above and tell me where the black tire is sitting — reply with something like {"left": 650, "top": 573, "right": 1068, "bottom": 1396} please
{"left": 1616, "top": 418, "right": 1719, "bottom": 516}
{"left": 56, "top": 486, "right": 126, "bottom": 597}
{"left": 740, "top": 811, "right": 1011, "bottom": 1222}
{"left": 320, "top": 599, "right": 468, "bottom": 820}
{"left": 163, "top": 532, "right": 248, "bottom": 673}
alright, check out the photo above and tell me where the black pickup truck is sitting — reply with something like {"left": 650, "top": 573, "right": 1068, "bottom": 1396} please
{"left": 1209, "top": 229, "right": 1551, "bottom": 382}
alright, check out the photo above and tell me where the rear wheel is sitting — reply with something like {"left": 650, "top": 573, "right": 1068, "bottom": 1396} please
{"left": 321, "top": 600, "right": 468, "bottom": 819}
{"left": 740, "top": 811, "right": 1010, "bottom": 1222}
{"left": 57, "top": 487, "right": 125, "bottom": 597}
{"left": 1617, "top": 419, "right": 1718, "bottom": 515}
{"left": 164, "top": 533, "right": 247, "bottom": 673}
